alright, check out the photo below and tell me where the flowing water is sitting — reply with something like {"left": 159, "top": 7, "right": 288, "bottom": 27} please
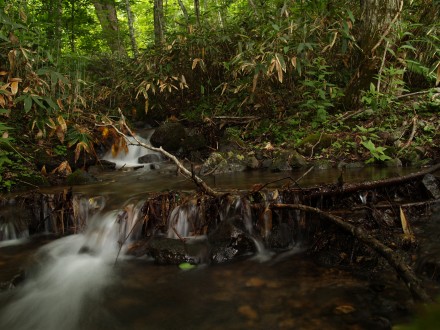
{"left": 0, "top": 134, "right": 429, "bottom": 329}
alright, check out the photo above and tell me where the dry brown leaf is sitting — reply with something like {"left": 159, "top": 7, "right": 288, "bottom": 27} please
{"left": 238, "top": 305, "right": 258, "bottom": 320}
{"left": 334, "top": 305, "right": 356, "bottom": 314}
{"left": 400, "top": 207, "right": 415, "bottom": 242}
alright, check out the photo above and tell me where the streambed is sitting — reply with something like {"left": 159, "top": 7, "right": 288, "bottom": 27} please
{"left": 1, "top": 164, "right": 436, "bottom": 329}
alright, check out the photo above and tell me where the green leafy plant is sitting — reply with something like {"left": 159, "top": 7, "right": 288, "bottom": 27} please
{"left": 361, "top": 139, "right": 392, "bottom": 164}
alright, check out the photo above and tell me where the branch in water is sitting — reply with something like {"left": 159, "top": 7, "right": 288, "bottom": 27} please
{"left": 270, "top": 203, "right": 431, "bottom": 302}
{"left": 100, "top": 110, "right": 222, "bottom": 198}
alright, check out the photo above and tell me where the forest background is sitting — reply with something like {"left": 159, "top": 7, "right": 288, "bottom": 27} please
{"left": 0, "top": 0, "right": 439, "bottom": 191}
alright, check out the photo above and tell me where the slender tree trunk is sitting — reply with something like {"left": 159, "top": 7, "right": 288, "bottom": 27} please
{"left": 177, "top": 0, "right": 189, "bottom": 20}
{"left": 70, "top": 0, "right": 75, "bottom": 52}
{"left": 92, "top": 0, "right": 127, "bottom": 56}
{"left": 343, "top": 0, "right": 402, "bottom": 109}
{"left": 125, "top": 0, "right": 138, "bottom": 59}
{"left": 194, "top": 0, "right": 200, "bottom": 26}
{"left": 45, "top": 0, "right": 63, "bottom": 53}
{"left": 153, "top": 0, "right": 165, "bottom": 48}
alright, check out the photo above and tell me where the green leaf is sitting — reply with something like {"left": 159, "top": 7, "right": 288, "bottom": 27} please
{"left": 179, "top": 262, "right": 196, "bottom": 271}
{"left": 24, "top": 95, "right": 32, "bottom": 113}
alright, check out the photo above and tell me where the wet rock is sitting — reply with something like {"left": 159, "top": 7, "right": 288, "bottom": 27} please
{"left": 270, "top": 151, "right": 291, "bottom": 172}
{"left": 313, "top": 159, "right": 333, "bottom": 170}
{"left": 422, "top": 174, "right": 440, "bottom": 199}
{"left": 146, "top": 237, "right": 209, "bottom": 265}
{"left": 267, "top": 223, "right": 295, "bottom": 249}
{"left": 200, "top": 152, "right": 247, "bottom": 175}
{"left": 383, "top": 158, "right": 402, "bottom": 167}
{"left": 208, "top": 219, "right": 256, "bottom": 263}
{"left": 138, "top": 154, "right": 162, "bottom": 164}
{"left": 289, "top": 151, "right": 308, "bottom": 168}
{"left": 150, "top": 122, "right": 187, "bottom": 153}
{"left": 246, "top": 155, "right": 260, "bottom": 170}
{"left": 0, "top": 271, "right": 25, "bottom": 291}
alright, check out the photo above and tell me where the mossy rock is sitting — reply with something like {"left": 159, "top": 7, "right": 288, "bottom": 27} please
{"left": 150, "top": 122, "right": 187, "bottom": 153}
{"left": 270, "top": 151, "right": 292, "bottom": 172}
{"left": 66, "top": 169, "right": 98, "bottom": 186}
{"left": 297, "top": 133, "right": 334, "bottom": 154}
{"left": 313, "top": 159, "right": 333, "bottom": 170}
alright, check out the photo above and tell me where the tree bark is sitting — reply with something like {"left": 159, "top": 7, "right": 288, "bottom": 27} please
{"left": 176, "top": 0, "right": 189, "bottom": 23}
{"left": 125, "top": 0, "right": 139, "bottom": 59}
{"left": 343, "top": 0, "right": 403, "bottom": 109}
{"left": 153, "top": 0, "right": 165, "bottom": 48}
{"left": 92, "top": 0, "right": 127, "bottom": 56}
{"left": 194, "top": 0, "right": 201, "bottom": 26}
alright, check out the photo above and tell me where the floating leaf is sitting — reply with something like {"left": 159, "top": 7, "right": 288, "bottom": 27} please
{"left": 179, "top": 262, "right": 196, "bottom": 271}
{"left": 334, "top": 305, "right": 356, "bottom": 314}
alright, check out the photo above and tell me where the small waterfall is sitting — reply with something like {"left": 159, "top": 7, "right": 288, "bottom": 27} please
{"left": 0, "top": 204, "right": 136, "bottom": 330}
{"left": 0, "top": 222, "right": 29, "bottom": 247}
{"left": 167, "top": 202, "right": 199, "bottom": 239}
{"left": 0, "top": 201, "right": 29, "bottom": 247}
{"left": 102, "top": 134, "right": 161, "bottom": 169}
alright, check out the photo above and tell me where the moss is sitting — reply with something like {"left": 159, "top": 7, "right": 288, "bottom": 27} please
{"left": 66, "top": 169, "right": 98, "bottom": 186}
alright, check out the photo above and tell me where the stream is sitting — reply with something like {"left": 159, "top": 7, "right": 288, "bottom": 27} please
{"left": 0, "top": 135, "right": 434, "bottom": 329}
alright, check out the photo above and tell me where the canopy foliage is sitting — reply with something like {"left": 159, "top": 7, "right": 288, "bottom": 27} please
{"left": 0, "top": 0, "right": 439, "bottom": 191}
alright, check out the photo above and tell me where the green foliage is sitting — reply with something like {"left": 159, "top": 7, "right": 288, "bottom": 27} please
{"left": 299, "top": 57, "right": 343, "bottom": 127}
{"left": 361, "top": 139, "right": 392, "bottom": 164}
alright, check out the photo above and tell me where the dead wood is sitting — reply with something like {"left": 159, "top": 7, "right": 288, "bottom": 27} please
{"left": 270, "top": 203, "right": 432, "bottom": 302}
{"left": 100, "top": 110, "right": 222, "bottom": 198}
{"left": 295, "top": 162, "right": 440, "bottom": 197}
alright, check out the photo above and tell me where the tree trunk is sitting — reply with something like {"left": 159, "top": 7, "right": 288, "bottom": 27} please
{"left": 70, "top": 0, "right": 75, "bottom": 52}
{"left": 92, "top": 0, "right": 127, "bottom": 56}
{"left": 125, "top": 0, "right": 138, "bottom": 59}
{"left": 45, "top": 0, "right": 62, "bottom": 53}
{"left": 343, "top": 0, "right": 403, "bottom": 110}
{"left": 194, "top": 0, "right": 201, "bottom": 26}
{"left": 153, "top": 0, "right": 165, "bottom": 47}
{"left": 177, "top": 0, "right": 189, "bottom": 23}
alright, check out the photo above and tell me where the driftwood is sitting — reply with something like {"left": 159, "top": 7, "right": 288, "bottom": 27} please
{"left": 270, "top": 203, "right": 431, "bottom": 302}
{"left": 292, "top": 162, "right": 440, "bottom": 197}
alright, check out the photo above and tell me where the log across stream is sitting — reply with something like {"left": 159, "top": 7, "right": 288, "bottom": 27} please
{"left": 0, "top": 164, "right": 440, "bottom": 329}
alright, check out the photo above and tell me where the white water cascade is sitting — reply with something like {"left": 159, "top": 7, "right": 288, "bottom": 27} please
{"left": 101, "top": 133, "right": 161, "bottom": 169}
{"left": 0, "top": 209, "right": 129, "bottom": 330}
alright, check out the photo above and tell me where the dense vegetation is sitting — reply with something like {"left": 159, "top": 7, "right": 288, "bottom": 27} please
{"left": 0, "top": 0, "right": 439, "bottom": 191}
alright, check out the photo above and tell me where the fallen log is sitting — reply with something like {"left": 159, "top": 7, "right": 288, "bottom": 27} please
{"left": 270, "top": 203, "right": 432, "bottom": 302}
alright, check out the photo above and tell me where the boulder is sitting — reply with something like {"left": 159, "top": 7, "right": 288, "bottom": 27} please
{"left": 422, "top": 174, "right": 440, "bottom": 199}
{"left": 150, "top": 122, "right": 186, "bottom": 153}
{"left": 138, "top": 154, "right": 162, "bottom": 164}
{"left": 208, "top": 220, "right": 256, "bottom": 263}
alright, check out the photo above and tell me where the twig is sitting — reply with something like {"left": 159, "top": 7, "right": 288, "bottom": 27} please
{"left": 251, "top": 166, "right": 314, "bottom": 193}
{"left": 376, "top": 40, "right": 389, "bottom": 93}
{"left": 270, "top": 203, "right": 431, "bottom": 302}
{"left": 395, "top": 88, "right": 440, "bottom": 99}
{"left": 309, "top": 132, "right": 323, "bottom": 159}
{"left": 400, "top": 115, "right": 418, "bottom": 151}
